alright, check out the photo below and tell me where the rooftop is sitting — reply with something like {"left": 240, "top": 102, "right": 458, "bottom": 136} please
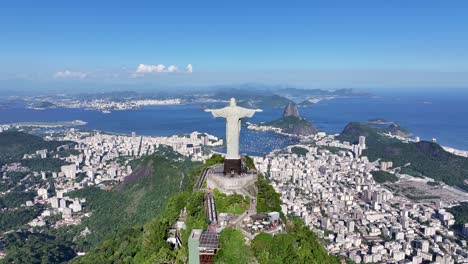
{"left": 199, "top": 231, "right": 219, "bottom": 249}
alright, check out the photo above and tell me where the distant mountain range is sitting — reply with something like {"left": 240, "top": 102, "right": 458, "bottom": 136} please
{"left": 275, "top": 87, "right": 370, "bottom": 97}
{"left": 207, "top": 87, "right": 370, "bottom": 108}
{"left": 14, "top": 86, "right": 371, "bottom": 110}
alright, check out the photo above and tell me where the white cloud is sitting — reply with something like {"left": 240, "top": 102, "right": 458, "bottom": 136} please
{"left": 136, "top": 63, "right": 166, "bottom": 73}
{"left": 185, "top": 64, "right": 193, "bottom": 73}
{"left": 54, "top": 70, "right": 87, "bottom": 79}
{"left": 133, "top": 63, "right": 192, "bottom": 77}
{"left": 166, "top": 65, "right": 179, "bottom": 73}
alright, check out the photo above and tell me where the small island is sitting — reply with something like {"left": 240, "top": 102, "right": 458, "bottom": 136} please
{"left": 28, "top": 101, "right": 57, "bottom": 110}
{"left": 249, "top": 102, "right": 318, "bottom": 136}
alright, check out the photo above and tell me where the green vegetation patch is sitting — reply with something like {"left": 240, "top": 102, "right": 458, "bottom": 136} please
{"left": 371, "top": 171, "right": 398, "bottom": 183}
{"left": 447, "top": 203, "right": 468, "bottom": 226}
{"left": 21, "top": 157, "right": 69, "bottom": 172}
{"left": 251, "top": 219, "right": 339, "bottom": 264}
{"left": 256, "top": 174, "right": 282, "bottom": 214}
{"left": 0, "top": 191, "right": 36, "bottom": 208}
{"left": 0, "top": 171, "right": 28, "bottom": 192}
{"left": 291, "top": 146, "right": 308, "bottom": 156}
{"left": 0, "top": 231, "right": 75, "bottom": 264}
{"left": 245, "top": 155, "right": 256, "bottom": 170}
{"left": 204, "top": 153, "right": 224, "bottom": 167}
{"left": 0, "top": 207, "right": 41, "bottom": 233}
{"left": 399, "top": 167, "right": 425, "bottom": 178}
{"left": 215, "top": 228, "right": 254, "bottom": 263}
{"left": 213, "top": 188, "right": 249, "bottom": 215}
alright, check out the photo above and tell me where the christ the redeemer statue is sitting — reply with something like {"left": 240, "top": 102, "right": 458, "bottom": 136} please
{"left": 205, "top": 98, "right": 262, "bottom": 175}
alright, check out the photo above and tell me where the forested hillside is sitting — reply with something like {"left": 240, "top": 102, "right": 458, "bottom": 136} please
{"left": 0, "top": 131, "right": 71, "bottom": 166}
{"left": 69, "top": 147, "right": 198, "bottom": 249}
{"left": 339, "top": 122, "right": 468, "bottom": 189}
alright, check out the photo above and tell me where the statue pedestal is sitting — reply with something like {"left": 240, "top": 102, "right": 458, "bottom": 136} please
{"left": 223, "top": 159, "right": 242, "bottom": 175}
{"left": 207, "top": 170, "right": 257, "bottom": 196}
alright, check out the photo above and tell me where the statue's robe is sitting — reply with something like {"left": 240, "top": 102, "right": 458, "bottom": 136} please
{"left": 206, "top": 105, "right": 258, "bottom": 160}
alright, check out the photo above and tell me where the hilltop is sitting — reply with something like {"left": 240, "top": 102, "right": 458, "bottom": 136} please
{"left": 0, "top": 131, "right": 72, "bottom": 166}
{"left": 338, "top": 122, "right": 468, "bottom": 189}
{"left": 264, "top": 102, "right": 318, "bottom": 136}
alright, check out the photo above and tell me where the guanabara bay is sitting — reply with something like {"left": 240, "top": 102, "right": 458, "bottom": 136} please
{"left": 1, "top": 1, "right": 468, "bottom": 264}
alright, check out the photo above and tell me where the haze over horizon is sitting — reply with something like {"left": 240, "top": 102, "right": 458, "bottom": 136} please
{"left": 1, "top": 1, "right": 468, "bottom": 91}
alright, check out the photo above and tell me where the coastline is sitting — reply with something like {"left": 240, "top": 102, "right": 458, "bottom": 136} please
{"left": 3, "top": 120, "right": 87, "bottom": 128}
{"left": 442, "top": 146, "right": 468, "bottom": 158}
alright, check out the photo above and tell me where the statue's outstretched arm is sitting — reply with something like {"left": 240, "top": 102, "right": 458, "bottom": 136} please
{"left": 238, "top": 108, "right": 263, "bottom": 118}
{"left": 205, "top": 108, "right": 228, "bottom": 118}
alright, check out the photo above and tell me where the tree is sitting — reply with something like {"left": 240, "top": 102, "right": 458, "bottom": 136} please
{"left": 256, "top": 174, "right": 282, "bottom": 213}
{"left": 214, "top": 228, "right": 253, "bottom": 264}
{"left": 205, "top": 154, "right": 224, "bottom": 167}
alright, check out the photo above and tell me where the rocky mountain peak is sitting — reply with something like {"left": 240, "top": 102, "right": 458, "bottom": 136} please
{"left": 283, "top": 102, "right": 300, "bottom": 117}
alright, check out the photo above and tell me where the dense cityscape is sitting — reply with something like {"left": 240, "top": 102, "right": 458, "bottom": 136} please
{"left": 255, "top": 133, "right": 468, "bottom": 263}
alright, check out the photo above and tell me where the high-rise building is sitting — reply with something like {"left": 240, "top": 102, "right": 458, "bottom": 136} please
{"left": 359, "top": 136, "right": 366, "bottom": 149}
{"left": 61, "top": 165, "right": 76, "bottom": 179}
{"left": 463, "top": 223, "right": 468, "bottom": 237}
{"left": 50, "top": 197, "right": 59, "bottom": 208}
{"left": 347, "top": 220, "right": 355, "bottom": 233}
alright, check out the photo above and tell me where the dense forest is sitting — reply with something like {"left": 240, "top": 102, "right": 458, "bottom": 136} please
{"left": 0, "top": 231, "right": 76, "bottom": 264}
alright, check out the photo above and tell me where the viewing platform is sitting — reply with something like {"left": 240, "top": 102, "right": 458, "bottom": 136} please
{"left": 206, "top": 164, "right": 258, "bottom": 196}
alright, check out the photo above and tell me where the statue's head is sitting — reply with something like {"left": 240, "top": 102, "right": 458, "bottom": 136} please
{"left": 229, "top": 98, "right": 236, "bottom": 106}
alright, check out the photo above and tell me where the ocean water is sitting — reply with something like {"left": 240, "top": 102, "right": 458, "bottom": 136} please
{"left": 0, "top": 93, "right": 467, "bottom": 154}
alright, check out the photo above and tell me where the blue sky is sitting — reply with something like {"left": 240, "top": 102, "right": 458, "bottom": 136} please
{"left": 1, "top": 0, "right": 467, "bottom": 90}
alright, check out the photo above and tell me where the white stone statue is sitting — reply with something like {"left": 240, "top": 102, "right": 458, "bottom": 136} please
{"left": 205, "top": 98, "right": 262, "bottom": 160}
